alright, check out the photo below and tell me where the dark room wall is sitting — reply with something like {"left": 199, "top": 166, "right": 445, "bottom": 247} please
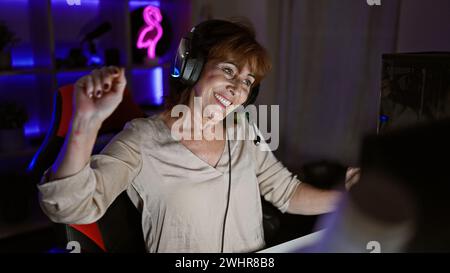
{"left": 190, "top": 0, "right": 450, "bottom": 170}
{"left": 396, "top": 0, "right": 450, "bottom": 52}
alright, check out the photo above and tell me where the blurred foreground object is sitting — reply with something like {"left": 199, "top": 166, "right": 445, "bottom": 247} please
{"left": 313, "top": 118, "right": 450, "bottom": 252}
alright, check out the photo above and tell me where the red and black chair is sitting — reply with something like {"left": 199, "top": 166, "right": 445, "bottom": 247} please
{"left": 28, "top": 84, "right": 147, "bottom": 253}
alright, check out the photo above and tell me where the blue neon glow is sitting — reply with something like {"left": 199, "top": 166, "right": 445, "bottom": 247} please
{"left": 27, "top": 94, "right": 58, "bottom": 172}
{"left": 27, "top": 93, "right": 59, "bottom": 172}
{"left": 88, "top": 55, "right": 102, "bottom": 66}
{"left": 152, "top": 67, "right": 163, "bottom": 105}
{"left": 51, "top": 0, "right": 99, "bottom": 5}
{"left": 11, "top": 56, "right": 34, "bottom": 68}
{"left": 129, "top": 0, "right": 160, "bottom": 9}
{"left": 0, "top": 75, "right": 49, "bottom": 138}
{"left": 48, "top": 247, "right": 68, "bottom": 253}
{"left": 380, "top": 114, "right": 389, "bottom": 123}
{"left": 27, "top": 140, "right": 41, "bottom": 172}
{"left": 56, "top": 71, "right": 91, "bottom": 86}
{"left": 11, "top": 47, "right": 35, "bottom": 68}
{"left": 24, "top": 121, "right": 41, "bottom": 138}
{"left": 171, "top": 67, "right": 180, "bottom": 78}
{"left": 132, "top": 66, "right": 164, "bottom": 106}
{"left": 0, "top": 0, "right": 30, "bottom": 4}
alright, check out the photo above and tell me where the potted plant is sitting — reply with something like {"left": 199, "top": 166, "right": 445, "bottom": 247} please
{"left": 0, "top": 21, "right": 20, "bottom": 70}
{"left": 0, "top": 102, "right": 28, "bottom": 153}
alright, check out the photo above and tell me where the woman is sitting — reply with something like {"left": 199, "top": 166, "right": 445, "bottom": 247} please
{"left": 38, "top": 19, "right": 359, "bottom": 252}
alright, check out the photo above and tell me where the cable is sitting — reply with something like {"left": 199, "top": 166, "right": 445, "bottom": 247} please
{"left": 220, "top": 123, "right": 259, "bottom": 252}
{"left": 221, "top": 136, "right": 232, "bottom": 253}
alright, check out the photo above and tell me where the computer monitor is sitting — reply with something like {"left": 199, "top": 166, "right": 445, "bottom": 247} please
{"left": 379, "top": 52, "right": 450, "bottom": 134}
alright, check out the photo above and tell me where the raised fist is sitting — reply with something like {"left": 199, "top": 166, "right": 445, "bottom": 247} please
{"left": 73, "top": 66, "right": 127, "bottom": 124}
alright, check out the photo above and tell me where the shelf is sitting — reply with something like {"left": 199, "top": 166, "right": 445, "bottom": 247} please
{"left": 0, "top": 0, "right": 191, "bottom": 244}
{"left": 0, "top": 0, "right": 190, "bottom": 138}
{"left": 130, "top": 62, "right": 171, "bottom": 70}
{"left": 55, "top": 63, "right": 167, "bottom": 74}
{"left": 55, "top": 67, "right": 94, "bottom": 74}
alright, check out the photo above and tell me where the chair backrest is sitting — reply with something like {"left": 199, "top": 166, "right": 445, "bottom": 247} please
{"left": 29, "top": 84, "right": 147, "bottom": 252}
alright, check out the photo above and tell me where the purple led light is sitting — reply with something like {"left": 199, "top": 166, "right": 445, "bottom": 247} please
{"left": 129, "top": 1, "right": 160, "bottom": 10}
{"left": 132, "top": 66, "right": 163, "bottom": 106}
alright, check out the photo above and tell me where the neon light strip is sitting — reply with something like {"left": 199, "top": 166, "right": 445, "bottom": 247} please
{"left": 51, "top": 0, "right": 99, "bottom": 5}
{"left": 129, "top": 1, "right": 160, "bottom": 8}
{"left": 152, "top": 67, "right": 163, "bottom": 105}
{"left": 132, "top": 67, "right": 163, "bottom": 105}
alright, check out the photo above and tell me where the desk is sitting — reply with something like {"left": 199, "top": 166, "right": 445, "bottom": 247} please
{"left": 258, "top": 230, "right": 325, "bottom": 253}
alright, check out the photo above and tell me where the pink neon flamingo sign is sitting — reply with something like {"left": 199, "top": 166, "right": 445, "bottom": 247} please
{"left": 136, "top": 6, "right": 163, "bottom": 59}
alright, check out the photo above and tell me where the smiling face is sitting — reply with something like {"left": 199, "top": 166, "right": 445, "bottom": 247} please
{"left": 191, "top": 59, "right": 256, "bottom": 122}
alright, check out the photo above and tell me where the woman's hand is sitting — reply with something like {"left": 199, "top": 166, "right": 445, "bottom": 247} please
{"left": 73, "top": 66, "right": 127, "bottom": 125}
{"left": 345, "top": 167, "right": 361, "bottom": 191}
